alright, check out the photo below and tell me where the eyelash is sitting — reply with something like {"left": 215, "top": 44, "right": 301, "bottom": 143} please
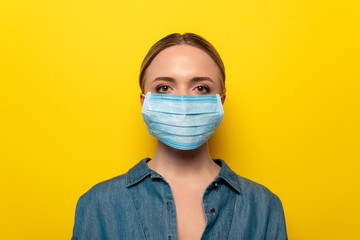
{"left": 155, "top": 85, "right": 211, "bottom": 94}
{"left": 156, "top": 85, "right": 172, "bottom": 93}
{"left": 195, "top": 86, "right": 210, "bottom": 93}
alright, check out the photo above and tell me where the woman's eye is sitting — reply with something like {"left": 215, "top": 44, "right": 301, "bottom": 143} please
{"left": 195, "top": 86, "right": 210, "bottom": 93}
{"left": 156, "top": 85, "right": 171, "bottom": 93}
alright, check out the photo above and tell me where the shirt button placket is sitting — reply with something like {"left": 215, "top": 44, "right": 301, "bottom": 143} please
{"left": 166, "top": 201, "right": 171, "bottom": 240}
{"left": 203, "top": 183, "right": 218, "bottom": 236}
{"left": 166, "top": 198, "right": 177, "bottom": 240}
{"left": 208, "top": 183, "right": 217, "bottom": 216}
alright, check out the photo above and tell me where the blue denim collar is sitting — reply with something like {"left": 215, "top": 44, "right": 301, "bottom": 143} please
{"left": 126, "top": 158, "right": 241, "bottom": 194}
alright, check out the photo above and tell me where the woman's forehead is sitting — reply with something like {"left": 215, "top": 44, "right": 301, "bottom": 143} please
{"left": 145, "top": 45, "right": 221, "bottom": 80}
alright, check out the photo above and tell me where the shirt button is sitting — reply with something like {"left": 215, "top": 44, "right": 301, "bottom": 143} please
{"left": 210, "top": 208, "right": 216, "bottom": 213}
{"left": 214, "top": 182, "right": 218, "bottom": 187}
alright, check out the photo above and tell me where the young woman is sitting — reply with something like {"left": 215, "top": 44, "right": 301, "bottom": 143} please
{"left": 71, "top": 33, "right": 287, "bottom": 240}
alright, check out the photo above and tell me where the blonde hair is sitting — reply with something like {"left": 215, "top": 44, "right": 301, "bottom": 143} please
{"left": 139, "top": 33, "right": 226, "bottom": 94}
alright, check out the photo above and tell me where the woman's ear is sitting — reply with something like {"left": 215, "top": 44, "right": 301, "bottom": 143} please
{"left": 140, "top": 93, "right": 145, "bottom": 106}
{"left": 221, "top": 94, "right": 226, "bottom": 105}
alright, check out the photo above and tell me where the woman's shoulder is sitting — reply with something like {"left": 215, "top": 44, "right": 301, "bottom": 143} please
{"left": 75, "top": 158, "right": 150, "bottom": 205}
{"left": 217, "top": 159, "right": 283, "bottom": 205}
{"left": 236, "top": 174, "right": 282, "bottom": 204}
{"left": 232, "top": 174, "right": 285, "bottom": 220}
{"left": 76, "top": 173, "right": 128, "bottom": 205}
{"left": 225, "top": 170, "right": 287, "bottom": 239}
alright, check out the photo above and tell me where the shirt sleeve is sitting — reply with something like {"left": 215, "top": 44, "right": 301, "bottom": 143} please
{"left": 71, "top": 194, "right": 86, "bottom": 240}
{"left": 265, "top": 193, "right": 288, "bottom": 240}
{"left": 71, "top": 192, "right": 104, "bottom": 240}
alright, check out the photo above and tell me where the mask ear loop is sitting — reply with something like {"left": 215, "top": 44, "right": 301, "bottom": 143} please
{"left": 141, "top": 92, "right": 152, "bottom": 97}
{"left": 219, "top": 91, "right": 227, "bottom": 98}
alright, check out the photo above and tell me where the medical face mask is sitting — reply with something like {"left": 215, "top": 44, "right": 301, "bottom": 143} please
{"left": 141, "top": 92, "right": 224, "bottom": 150}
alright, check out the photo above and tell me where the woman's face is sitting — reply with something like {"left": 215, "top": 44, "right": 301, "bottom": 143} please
{"left": 141, "top": 45, "right": 225, "bottom": 105}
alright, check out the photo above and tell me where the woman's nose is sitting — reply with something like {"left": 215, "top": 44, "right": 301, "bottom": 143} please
{"left": 176, "top": 85, "right": 193, "bottom": 95}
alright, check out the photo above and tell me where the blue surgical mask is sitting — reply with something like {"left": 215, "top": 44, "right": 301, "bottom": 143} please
{"left": 141, "top": 92, "right": 224, "bottom": 150}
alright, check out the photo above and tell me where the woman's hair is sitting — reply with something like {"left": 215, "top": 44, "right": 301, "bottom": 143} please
{"left": 139, "top": 33, "right": 226, "bottom": 94}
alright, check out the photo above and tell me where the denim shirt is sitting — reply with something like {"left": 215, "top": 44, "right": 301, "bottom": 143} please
{"left": 71, "top": 158, "right": 287, "bottom": 240}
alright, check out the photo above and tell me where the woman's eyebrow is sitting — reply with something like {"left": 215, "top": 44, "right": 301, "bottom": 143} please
{"left": 190, "top": 77, "right": 214, "bottom": 83}
{"left": 152, "top": 76, "right": 214, "bottom": 83}
{"left": 153, "top": 77, "right": 176, "bottom": 83}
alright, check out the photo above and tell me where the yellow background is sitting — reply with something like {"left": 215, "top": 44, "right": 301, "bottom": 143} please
{"left": 1, "top": 0, "right": 359, "bottom": 239}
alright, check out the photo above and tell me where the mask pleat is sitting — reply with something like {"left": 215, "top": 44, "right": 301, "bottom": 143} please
{"left": 149, "top": 122, "right": 219, "bottom": 136}
{"left": 148, "top": 101, "right": 218, "bottom": 114}
{"left": 144, "top": 111, "right": 223, "bottom": 127}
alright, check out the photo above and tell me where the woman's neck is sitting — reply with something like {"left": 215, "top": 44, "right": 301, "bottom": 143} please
{"left": 147, "top": 141, "right": 220, "bottom": 183}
